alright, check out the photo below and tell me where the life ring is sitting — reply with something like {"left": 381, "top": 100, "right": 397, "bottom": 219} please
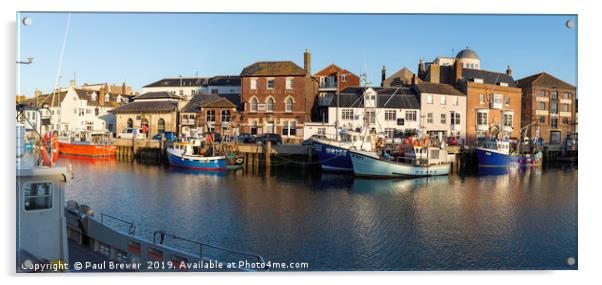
{"left": 40, "top": 132, "right": 59, "bottom": 167}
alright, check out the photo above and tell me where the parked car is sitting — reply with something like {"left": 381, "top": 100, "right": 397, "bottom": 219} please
{"left": 117, "top": 128, "right": 145, "bottom": 140}
{"left": 151, "top": 131, "right": 177, "bottom": 142}
{"left": 237, "top": 133, "right": 256, "bottom": 144}
{"left": 256, "top": 133, "right": 282, "bottom": 145}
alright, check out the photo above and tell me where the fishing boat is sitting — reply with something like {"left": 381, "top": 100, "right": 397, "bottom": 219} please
{"left": 58, "top": 131, "right": 116, "bottom": 158}
{"left": 166, "top": 140, "right": 226, "bottom": 170}
{"left": 312, "top": 129, "right": 367, "bottom": 172}
{"left": 350, "top": 147, "right": 450, "bottom": 178}
{"left": 476, "top": 123, "right": 543, "bottom": 168}
{"left": 350, "top": 136, "right": 451, "bottom": 178}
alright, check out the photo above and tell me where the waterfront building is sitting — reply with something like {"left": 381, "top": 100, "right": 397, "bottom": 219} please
{"left": 313, "top": 64, "right": 360, "bottom": 122}
{"left": 198, "top": 75, "right": 241, "bottom": 95}
{"left": 414, "top": 83, "right": 467, "bottom": 143}
{"left": 517, "top": 72, "right": 577, "bottom": 146}
{"left": 109, "top": 91, "right": 184, "bottom": 138}
{"left": 30, "top": 84, "right": 127, "bottom": 135}
{"left": 381, "top": 66, "right": 422, "bottom": 87}
{"left": 239, "top": 50, "right": 318, "bottom": 142}
{"left": 179, "top": 93, "right": 240, "bottom": 138}
{"left": 305, "top": 86, "right": 420, "bottom": 138}
{"left": 418, "top": 48, "right": 522, "bottom": 145}
{"left": 142, "top": 77, "right": 207, "bottom": 100}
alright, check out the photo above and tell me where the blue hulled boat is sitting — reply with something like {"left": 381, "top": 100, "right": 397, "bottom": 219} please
{"left": 167, "top": 141, "right": 226, "bottom": 170}
{"left": 476, "top": 138, "right": 542, "bottom": 168}
{"left": 312, "top": 130, "right": 366, "bottom": 172}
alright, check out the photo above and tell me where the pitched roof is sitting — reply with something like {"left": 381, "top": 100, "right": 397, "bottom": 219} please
{"left": 516, "top": 72, "right": 575, "bottom": 90}
{"left": 334, "top": 87, "right": 420, "bottom": 109}
{"left": 240, "top": 61, "right": 305, "bottom": 77}
{"left": 207, "top": 75, "right": 241, "bottom": 86}
{"left": 135, "top": 91, "right": 182, "bottom": 100}
{"left": 144, "top": 77, "right": 208, "bottom": 88}
{"left": 415, "top": 83, "right": 464, "bottom": 96}
{"left": 109, "top": 101, "right": 178, "bottom": 113}
{"left": 384, "top": 67, "right": 422, "bottom": 87}
{"left": 181, "top": 94, "right": 237, "bottom": 113}
{"left": 313, "top": 64, "right": 357, "bottom": 77}
{"left": 462, "top": 68, "right": 517, "bottom": 87}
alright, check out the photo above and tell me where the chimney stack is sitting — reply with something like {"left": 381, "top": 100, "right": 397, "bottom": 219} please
{"left": 99, "top": 86, "right": 106, "bottom": 105}
{"left": 381, "top": 65, "right": 386, "bottom": 87}
{"left": 122, "top": 82, "right": 126, "bottom": 94}
{"left": 69, "top": 80, "right": 76, "bottom": 88}
{"left": 411, "top": 74, "right": 416, "bottom": 86}
{"left": 506, "top": 65, "right": 513, "bottom": 76}
{"left": 454, "top": 59, "right": 463, "bottom": 83}
{"left": 304, "top": 49, "right": 311, "bottom": 77}
{"left": 429, "top": 63, "right": 440, "bottom": 84}
{"left": 418, "top": 58, "right": 426, "bottom": 77}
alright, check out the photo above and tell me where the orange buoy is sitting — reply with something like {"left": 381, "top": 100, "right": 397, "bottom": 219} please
{"left": 40, "top": 133, "right": 59, "bottom": 167}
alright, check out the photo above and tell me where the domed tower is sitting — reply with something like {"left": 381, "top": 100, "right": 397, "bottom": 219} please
{"left": 456, "top": 47, "right": 480, "bottom": 70}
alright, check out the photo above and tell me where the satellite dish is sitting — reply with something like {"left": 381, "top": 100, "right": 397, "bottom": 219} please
{"left": 22, "top": 17, "right": 32, "bottom": 26}
{"left": 566, "top": 19, "right": 575, "bottom": 29}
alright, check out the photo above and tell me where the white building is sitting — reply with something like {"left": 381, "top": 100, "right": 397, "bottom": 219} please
{"left": 198, "top": 75, "right": 241, "bottom": 95}
{"left": 142, "top": 77, "right": 207, "bottom": 100}
{"left": 414, "top": 83, "right": 467, "bottom": 143}
{"left": 304, "top": 87, "right": 421, "bottom": 139}
{"left": 36, "top": 87, "right": 127, "bottom": 135}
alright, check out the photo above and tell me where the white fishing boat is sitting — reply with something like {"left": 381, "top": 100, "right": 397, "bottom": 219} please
{"left": 350, "top": 140, "right": 451, "bottom": 178}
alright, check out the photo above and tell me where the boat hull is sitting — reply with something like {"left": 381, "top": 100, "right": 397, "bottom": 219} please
{"left": 312, "top": 139, "right": 353, "bottom": 172}
{"left": 167, "top": 150, "right": 226, "bottom": 170}
{"left": 59, "top": 142, "right": 117, "bottom": 158}
{"left": 350, "top": 150, "right": 450, "bottom": 178}
{"left": 477, "top": 147, "right": 542, "bottom": 168}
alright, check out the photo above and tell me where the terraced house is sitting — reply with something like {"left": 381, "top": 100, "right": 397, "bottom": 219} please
{"left": 239, "top": 50, "right": 318, "bottom": 142}
{"left": 179, "top": 93, "right": 239, "bottom": 138}
{"left": 517, "top": 72, "right": 577, "bottom": 146}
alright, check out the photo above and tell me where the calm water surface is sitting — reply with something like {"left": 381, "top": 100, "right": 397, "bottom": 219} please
{"left": 58, "top": 158, "right": 577, "bottom": 271}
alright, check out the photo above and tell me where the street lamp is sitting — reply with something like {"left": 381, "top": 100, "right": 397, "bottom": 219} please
{"left": 17, "top": 57, "right": 33, "bottom": 65}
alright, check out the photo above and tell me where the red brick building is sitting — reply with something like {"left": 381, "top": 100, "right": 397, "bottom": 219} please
{"left": 179, "top": 93, "right": 239, "bottom": 138}
{"left": 239, "top": 50, "right": 318, "bottom": 142}
{"left": 312, "top": 64, "right": 360, "bottom": 122}
{"left": 517, "top": 72, "right": 576, "bottom": 145}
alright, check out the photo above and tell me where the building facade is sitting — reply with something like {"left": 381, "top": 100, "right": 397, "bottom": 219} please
{"left": 239, "top": 50, "right": 318, "bottom": 142}
{"left": 109, "top": 92, "right": 183, "bottom": 138}
{"left": 142, "top": 77, "right": 207, "bottom": 100}
{"left": 179, "top": 94, "right": 239, "bottom": 138}
{"left": 313, "top": 64, "right": 360, "bottom": 122}
{"left": 308, "top": 87, "right": 420, "bottom": 138}
{"left": 198, "top": 75, "right": 241, "bottom": 95}
{"left": 32, "top": 86, "right": 127, "bottom": 135}
{"left": 517, "top": 72, "right": 577, "bottom": 145}
{"left": 418, "top": 48, "right": 522, "bottom": 145}
{"left": 414, "top": 83, "right": 467, "bottom": 143}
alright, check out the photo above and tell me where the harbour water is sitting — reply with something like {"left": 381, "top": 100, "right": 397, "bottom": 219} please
{"left": 58, "top": 157, "right": 577, "bottom": 270}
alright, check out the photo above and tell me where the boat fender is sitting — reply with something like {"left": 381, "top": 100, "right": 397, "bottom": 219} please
{"left": 40, "top": 132, "right": 60, "bottom": 167}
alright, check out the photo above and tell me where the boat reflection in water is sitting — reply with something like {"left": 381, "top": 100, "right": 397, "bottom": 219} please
{"left": 350, "top": 175, "right": 450, "bottom": 194}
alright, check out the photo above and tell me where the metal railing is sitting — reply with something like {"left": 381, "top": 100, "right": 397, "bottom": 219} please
{"left": 152, "top": 231, "right": 267, "bottom": 270}
{"left": 100, "top": 213, "right": 137, "bottom": 236}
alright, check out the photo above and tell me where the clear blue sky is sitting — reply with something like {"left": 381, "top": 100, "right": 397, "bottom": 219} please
{"left": 17, "top": 13, "right": 577, "bottom": 97}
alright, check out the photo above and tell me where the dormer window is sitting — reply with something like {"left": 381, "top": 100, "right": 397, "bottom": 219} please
{"left": 90, "top": 93, "right": 97, "bottom": 101}
{"left": 474, "top": 78, "right": 484, "bottom": 83}
{"left": 499, "top": 82, "right": 509, "bottom": 87}
{"left": 105, "top": 94, "right": 110, "bottom": 102}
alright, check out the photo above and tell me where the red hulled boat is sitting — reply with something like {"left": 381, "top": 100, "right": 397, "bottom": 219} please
{"left": 58, "top": 131, "right": 117, "bottom": 158}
